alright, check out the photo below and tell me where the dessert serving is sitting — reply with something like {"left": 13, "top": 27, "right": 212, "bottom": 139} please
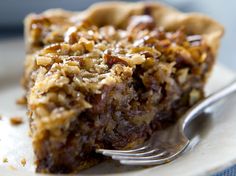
{"left": 22, "top": 2, "right": 224, "bottom": 173}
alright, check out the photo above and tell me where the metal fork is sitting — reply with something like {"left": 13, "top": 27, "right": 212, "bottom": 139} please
{"left": 96, "top": 79, "right": 236, "bottom": 166}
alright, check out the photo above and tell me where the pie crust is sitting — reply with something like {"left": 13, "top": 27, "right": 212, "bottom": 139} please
{"left": 23, "top": 2, "right": 224, "bottom": 173}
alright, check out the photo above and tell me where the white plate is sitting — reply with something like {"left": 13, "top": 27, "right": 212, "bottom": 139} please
{"left": 0, "top": 38, "right": 236, "bottom": 176}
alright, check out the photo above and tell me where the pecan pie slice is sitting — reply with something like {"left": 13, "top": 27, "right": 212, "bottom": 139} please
{"left": 23, "top": 2, "right": 224, "bottom": 173}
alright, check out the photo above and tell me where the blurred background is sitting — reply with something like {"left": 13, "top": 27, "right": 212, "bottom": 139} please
{"left": 0, "top": 0, "right": 235, "bottom": 70}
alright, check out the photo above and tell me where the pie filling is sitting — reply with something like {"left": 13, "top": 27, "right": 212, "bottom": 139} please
{"left": 23, "top": 3, "right": 222, "bottom": 173}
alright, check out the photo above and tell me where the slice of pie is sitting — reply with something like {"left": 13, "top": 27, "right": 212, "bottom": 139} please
{"left": 23, "top": 2, "right": 224, "bottom": 173}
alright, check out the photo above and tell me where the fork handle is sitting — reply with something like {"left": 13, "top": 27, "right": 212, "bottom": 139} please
{"left": 180, "top": 79, "right": 236, "bottom": 130}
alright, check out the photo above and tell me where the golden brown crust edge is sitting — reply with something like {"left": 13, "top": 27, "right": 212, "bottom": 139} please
{"left": 24, "top": 9, "right": 75, "bottom": 53}
{"left": 85, "top": 2, "right": 224, "bottom": 56}
{"left": 25, "top": 1, "right": 224, "bottom": 56}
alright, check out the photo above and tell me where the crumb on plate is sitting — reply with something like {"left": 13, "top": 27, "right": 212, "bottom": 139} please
{"left": 3, "top": 157, "right": 8, "bottom": 163}
{"left": 16, "top": 96, "right": 27, "bottom": 105}
{"left": 21, "top": 158, "right": 26, "bottom": 167}
{"left": 28, "top": 130, "right": 32, "bottom": 137}
{"left": 8, "top": 165, "right": 17, "bottom": 171}
{"left": 10, "top": 116, "right": 23, "bottom": 125}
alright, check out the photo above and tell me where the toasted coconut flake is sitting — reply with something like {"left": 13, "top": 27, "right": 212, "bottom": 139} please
{"left": 189, "top": 89, "right": 201, "bottom": 105}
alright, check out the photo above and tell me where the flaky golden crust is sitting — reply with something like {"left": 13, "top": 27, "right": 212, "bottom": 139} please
{"left": 25, "top": 2, "right": 224, "bottom": 55}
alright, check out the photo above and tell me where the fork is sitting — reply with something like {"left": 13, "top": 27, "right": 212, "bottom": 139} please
{"left": 96, "top": 79, "right": 236, "bottom": 166}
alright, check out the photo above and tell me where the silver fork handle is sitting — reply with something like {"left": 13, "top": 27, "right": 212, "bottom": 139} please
{"left": 180, "top": 79, "right": 236, "bottom": 130}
